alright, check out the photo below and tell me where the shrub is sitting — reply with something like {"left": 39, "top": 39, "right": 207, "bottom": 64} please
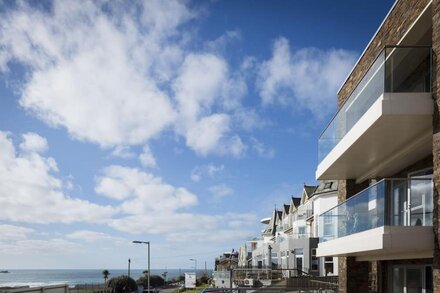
{"left": 198, "top": 275, "right": 209, "bottom": 285}
{"left": 136, "top": 275, "right": 165, "bottom": 287}
{"left": 107, "top": 275, "right": 138, "bottom": 293}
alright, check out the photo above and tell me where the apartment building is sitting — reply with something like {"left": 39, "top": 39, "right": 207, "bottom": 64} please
{"left": 315, "top": 0, "right": 439, "bottom": 292}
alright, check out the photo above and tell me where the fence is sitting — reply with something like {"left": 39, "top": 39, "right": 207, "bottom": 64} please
{"left": 202, "top": 284, "right": 338, "bottom": 293}
{"left": 2, "top": 285, "right": 69, "bottom": 293}
{"left": 70, "top": 284, "right": 108, "bottom": 293}
{"left": 223, "top": 268, "right": 338, "bottom": 292}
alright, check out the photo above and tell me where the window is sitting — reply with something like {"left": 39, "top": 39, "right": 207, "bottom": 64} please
{"left": 311, "top": 249, "right": 318, "bottom": 271}
{"left": 324, "top": 182, "right": 333, "bottom": 189}
{"left": 324, "top": 257, "right": 334, "bottom": 276}
{"left": 323, "top": 215, "right": 333, "bottom": 237}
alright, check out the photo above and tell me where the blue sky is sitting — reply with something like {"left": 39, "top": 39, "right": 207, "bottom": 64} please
{"left": 0, "top": 0, "right": 394, "bottom": 269}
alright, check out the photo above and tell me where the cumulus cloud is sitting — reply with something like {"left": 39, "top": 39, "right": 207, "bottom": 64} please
{"left": 95, "top": 165, "right": 198, "bottom": 212}
{"left": 257, "top": 37, "right": 358, "bottom": 119}
{"left": 95, "top": 165, "right": 257, "bottom": 240}
{"left": 0, "top": 0, "right": 251, "bottom": 157}
{"left": 19, "top": 133, "right": 48, "bottom": 153}
{"left": 0, "top": 131, "right": 115, "bottom": 224}
{"left": 139, "top": 145, "right": 157, "bottom": 168}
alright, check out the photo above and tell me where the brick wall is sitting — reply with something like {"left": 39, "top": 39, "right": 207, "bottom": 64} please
{"left": 338, "top": 0, "right": 430, "bottom": 108}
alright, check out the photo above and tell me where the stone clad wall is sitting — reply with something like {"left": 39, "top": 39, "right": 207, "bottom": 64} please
{"left": 432, "top": 0, "right": 440, "bottom": 291}
{"left": 337, "top": 0, "right": 431, "bottom": 108}
{"left": 336, "top": 1, "right": 434, "bottom": 291}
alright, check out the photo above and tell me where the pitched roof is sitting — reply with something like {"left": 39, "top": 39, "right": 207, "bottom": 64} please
{"left": 301, "top": 184, "right": 318, "bottom": 204}
{"left": 304, "top": 185, "right": 318, "bottom": 198}
{"left": 261, "top": 209, "right": 278, "bottom": 236}
{"left": 289, "top": 197, "right": 301, "bottom": 213}
{"left": 291, "top": 197, "right": 301, "bottom": 207}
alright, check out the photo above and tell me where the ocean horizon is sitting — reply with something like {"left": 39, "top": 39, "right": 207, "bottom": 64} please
{"left": 0, "top": 269, "right": 212, "bottom": 288}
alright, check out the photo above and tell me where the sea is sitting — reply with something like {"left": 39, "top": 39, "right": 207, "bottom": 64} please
{"left": 0, "top": 269, "right": 206, "bottom": 288}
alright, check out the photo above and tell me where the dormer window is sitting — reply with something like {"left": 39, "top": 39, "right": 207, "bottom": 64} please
{"left": 324, "top": 182, "right": 333, "bottom": 189}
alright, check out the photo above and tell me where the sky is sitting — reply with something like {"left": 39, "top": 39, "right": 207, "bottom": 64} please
{"left": 0, "top": 0, "right": 395, "bottom": 270}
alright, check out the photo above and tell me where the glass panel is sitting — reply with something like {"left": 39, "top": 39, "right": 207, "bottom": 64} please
{"left": 410, "top": 179, "right": 433, "bottom": 226}
{"left": 319, "top": 178, "right": 433, "bottom": 242}
{"left": 385, "top": 47, "right": 431, "bottom": 93}
{"left": 425, "top": 266, "right": 433, "bottom": 293}
{"left": 406, "top": 268, "right": 423, "bottom": 293}
{"left": 318, "top": 50, "right": 385, "bottom": 163}
{"left": 392, "top": 180, "right": 407, "bottom": 226}
{"left": 392, "top": 267, "right": 404, "bottom": 293}
{"left": 318, "top": 46, "right": 432, "bottom": 164}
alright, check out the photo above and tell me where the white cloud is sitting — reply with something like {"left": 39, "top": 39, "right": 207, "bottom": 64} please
{"left": 111, "top": 146, "right": 135, "bottom": 159}
{"left": 0, "top": 224, "right": 34, "bottom": 241}
{"left": 205, "top": 30, "right": 241, "bottom": 53}
{"left": 173, "top": 53, "right": 247, "bottom": 156}
{"left": 66, "top": 230, "right": 126, "bottom": 244}
{"left": 95, "top": 165, "right": 198, "bottom": 212}
{"left": 190, "top": 163, "right": 224, "bottom": 182}
{"left": 209, "top": 184, "right": 234, "bottom": 200}
{"left": 1, "top": 1, "right": 177, "bottom": 147}
{"left": 257, "top": 37, "right": 358, "bottom": 119}
{"left": 19, "top": 133, "right": 48, "bottom": 153}
{"left": 184, "top": 114, "right": 231, "bottom": 155}
{"left": 0, "top": 1, "right": 250, "bottom": 158}
{"left": 94, "top": 165, "right": 257, "bottom": 241}
{"left": 139, "top": 145, "right": 157, "bottom": 168}
{"left": 110, "top": 212, "right": 256, "bottom": 242}
{"left": 0, "top": 131, "right": 115, "bottom": 224}
{"left": 0, "top": 238, "right": 80, "bottom": 255}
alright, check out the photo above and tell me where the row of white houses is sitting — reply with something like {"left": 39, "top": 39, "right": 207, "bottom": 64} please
{"left": 237, "top": 180, "right": 339, "bottom": 277}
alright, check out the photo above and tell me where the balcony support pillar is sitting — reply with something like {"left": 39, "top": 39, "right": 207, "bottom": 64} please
{"left": 433, "top": 0, "right": 440, "bottom": 291}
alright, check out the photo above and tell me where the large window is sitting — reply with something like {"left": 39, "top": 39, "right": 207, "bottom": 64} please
{"left": 392, "top": 265, "right": 432, "bottom": 293}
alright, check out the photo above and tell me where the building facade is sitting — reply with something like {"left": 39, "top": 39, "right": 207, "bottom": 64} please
{"left": 315, "top": 0, "right": 440, "bottom": 292}
{"left": 247, "top": 182, "right": 339, "bottom": 277}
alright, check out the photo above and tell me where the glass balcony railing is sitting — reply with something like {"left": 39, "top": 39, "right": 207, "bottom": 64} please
{"left": 318, "top": 46, "right": 432, "bottom": 164}
{"left": 318, "top": 178, "right": 433, "bottom": 242}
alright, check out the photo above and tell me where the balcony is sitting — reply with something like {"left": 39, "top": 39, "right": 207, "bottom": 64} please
{"left": 316, "top": 178, "right": 433, "bottom": 261}
{"left": 317, "top": 46, "right": 433, "bottom": 181}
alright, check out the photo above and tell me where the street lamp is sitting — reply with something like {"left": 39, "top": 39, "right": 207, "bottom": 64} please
{"left": 189, "top": 258, "right": 197, "bottom": 279}
{"left": 133, "top": 241, "right": 150, "bottom": 293}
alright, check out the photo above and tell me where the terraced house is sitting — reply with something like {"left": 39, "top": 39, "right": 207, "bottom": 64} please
{"left": 315, "top": 0, "right": 440, "bottom": 292}
{"left": 247, "top": 182, "right": 338, "bottom": 277}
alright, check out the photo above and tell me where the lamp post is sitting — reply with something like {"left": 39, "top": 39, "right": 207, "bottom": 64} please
{"left": 133, "top": 241, "right": 150, "bottom": 293}
{"left": 189, "top": 258, "right": 197, "bottom": 279}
